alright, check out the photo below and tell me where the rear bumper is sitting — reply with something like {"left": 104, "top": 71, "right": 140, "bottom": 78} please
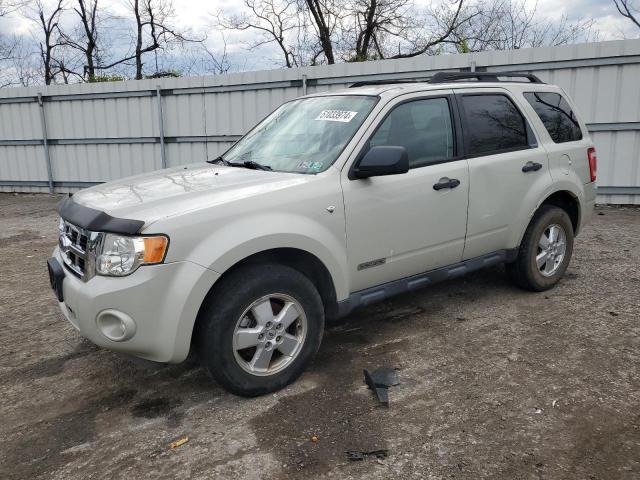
{"left": 579, "top": 181, "right": 597, "bottom": 234}
{"left": 52, "top": 248, "right": 219, "bottom": 363}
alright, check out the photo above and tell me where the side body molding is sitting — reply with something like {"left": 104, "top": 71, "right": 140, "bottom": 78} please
{"left": 337, "top": 249, "right": 518, "bottom": 317}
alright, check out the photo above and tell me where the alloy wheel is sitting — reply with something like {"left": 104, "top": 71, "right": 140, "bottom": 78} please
{"left": 232, "top": 294, "right": 307, "bottom": 376}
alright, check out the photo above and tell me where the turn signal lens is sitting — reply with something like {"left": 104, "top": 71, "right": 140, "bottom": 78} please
{"left": 143, "top": 236, "right": 169, "bottom": 263}
{"left": 96, "top": 234, "right": 169, "bottom": 277}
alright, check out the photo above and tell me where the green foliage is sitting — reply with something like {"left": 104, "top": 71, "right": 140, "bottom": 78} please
{"left": 457, "top": 39, "right": 471, "bottom": 54}
{"left": 145, "top": 70, "right": 182, "bottom": 79}
{"left": 87, "top": 74, "right": 125, "bottom": 83}
{"left": 344, "top": 53, "right": 386, "bottom": 62}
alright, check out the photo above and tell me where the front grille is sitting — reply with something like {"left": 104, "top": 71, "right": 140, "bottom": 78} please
{"left": 58, "top": 219, "right": 98, "bottom": 281}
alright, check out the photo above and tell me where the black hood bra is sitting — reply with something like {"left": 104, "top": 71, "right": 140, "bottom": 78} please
{"left": 57, "top": 196, "right": 145, "bottom": 235}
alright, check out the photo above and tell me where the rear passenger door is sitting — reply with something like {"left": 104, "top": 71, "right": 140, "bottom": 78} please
{"left": 456, "top": 89, "right": 552, "bottom": 260}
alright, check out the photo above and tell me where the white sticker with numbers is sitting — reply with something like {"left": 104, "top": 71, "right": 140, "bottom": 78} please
{"left": 314, "top": 110, "right": 358, "bottom": 122}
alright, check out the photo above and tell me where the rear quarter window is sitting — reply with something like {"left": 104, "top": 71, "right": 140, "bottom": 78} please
{"left": 459, "top": 94, "right": 530, "bottom": 156}
{"left": 523, "top": 92, "right": 583, "bottom": 143}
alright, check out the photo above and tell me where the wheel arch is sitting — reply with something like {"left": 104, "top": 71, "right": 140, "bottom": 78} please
{"left": 513, "top": 187, "right": 582, "bottom": 248}
{"left": 539, "top": 190, "right": 581, "bottom": 234}
{"left": 192, "top": 247, "right": 340, "bottom": 350}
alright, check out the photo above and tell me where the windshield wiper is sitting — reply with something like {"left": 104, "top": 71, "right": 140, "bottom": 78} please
{"left": 206, "top": 156, "right": 230, "bottom": 166}
{"left": 232, "top": 160, "right": 272, "bottom": 171}
{"left": 208, "top": 156, "right": 271, "bottom": 171}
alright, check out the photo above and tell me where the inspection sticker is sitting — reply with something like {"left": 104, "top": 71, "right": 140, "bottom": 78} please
{"left": 296, "top": 161, "right": 324, "bottom": 170}
{"left": 315, "top": 110, "right": 358, "bottom": 122}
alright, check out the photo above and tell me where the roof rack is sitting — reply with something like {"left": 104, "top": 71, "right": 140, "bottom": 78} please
{"left": 348, "top": 78, "right": 430, "bottom": 88}
{"left": 429, "top": 71, "right": 543, "bottom": 84}
{"left": 348, "top": 70, "right": 544, "bottom": 88}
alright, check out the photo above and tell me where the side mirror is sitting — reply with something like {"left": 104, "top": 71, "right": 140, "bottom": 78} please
{"left": 351, "top": 146, "right": 409, "bottom": 179}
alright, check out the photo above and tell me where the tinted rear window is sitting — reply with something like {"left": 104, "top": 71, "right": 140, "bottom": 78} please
{"left": 460, "top": 94, "right": 529, "bottom": 156}
{"left": 523, "top": 92, "right": 583, "bottom": 143}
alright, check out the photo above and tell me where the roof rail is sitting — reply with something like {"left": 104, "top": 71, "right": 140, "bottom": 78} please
{"left": 348, "top": 71, "right": 544, "bottom": 88}
{"left": 348, "top": 78, "right": 430, "bottom": 88}
{"left": 428, "top": 71, "right": 544, "bottom": 84}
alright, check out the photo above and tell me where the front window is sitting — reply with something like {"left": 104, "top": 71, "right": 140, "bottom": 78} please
{"left": 369, "top": 97, "right": 456, "bottom": 168}
{"left": 223, "top": 95, "right": 378, "bottom": 173}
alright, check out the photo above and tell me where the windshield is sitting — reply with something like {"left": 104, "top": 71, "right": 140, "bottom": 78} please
{"left": 222, "top": 95, "right": 378, "bottom": 173}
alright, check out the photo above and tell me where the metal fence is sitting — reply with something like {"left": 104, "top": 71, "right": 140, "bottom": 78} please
{"left": 1, "top": 39, "right": 640, "bottom": 204}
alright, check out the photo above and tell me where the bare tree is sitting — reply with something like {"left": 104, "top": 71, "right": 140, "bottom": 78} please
{"left": 218, "top": 0, "right": 307, "bottom": 68}
{"left": 0, "top": 2, "right": 31, "bottom": 87}
{"left": 613, "top": 0, "right": 640, "bottom": 30}
{"left": 81, "top": 0, "right": 196, "bottom": 79}
{"left": 302, "top": 0, "right": 337, "bottom": 64}
{"left": 174, "top": 31, "right": 232, "bottom": 76}
{"left": 346, "top": 0, "right": 413, "bottom": 61}
{"left": 26, "top": 0, "right": 66, "bottom": 85}
{"left": 224, "top": 0, "right": 474, "bottom": 64}
{"left": 343, "top": 0, "right": 472, "bottom": 60}
{"left": 201, "top": 33, "right": 231, "bottom": 74}
{"left": 453, "top": 0, "right": 598, "bottom": 52}
{"left": 387, "top": 0, "right": 475, "bottom": 58}
{"left": 8, "top": 36, "right": 40, "bottom": 86}
{"left": 0, "top": 35, "right": 18, "bottom": 87}
{"left": 58, "top": 0, "right": 101, "bottom": 79}
{"left": 131, "top": 0, "right": 193, "bottom": 79}
{"left": 0, "top": 0, "right": 24, "bottom": 17}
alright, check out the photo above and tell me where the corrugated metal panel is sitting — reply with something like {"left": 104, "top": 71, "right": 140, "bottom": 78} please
{"left": 165, "top": 142, "right": 208, "bottom": 167}
{"left": 49, "top": 143, "right": 162, "bottom": 182}
{"left": 1, "top": 38, "right": 639, "bottom": 203}
{"left": 0, "top": 145, "right": 48, "bottom": 181}
{"left": 0, "top": 101, "right": 41, "bottom": 140}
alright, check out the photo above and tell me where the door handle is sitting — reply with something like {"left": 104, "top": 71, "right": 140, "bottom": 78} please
{"left": 522, "top": 161, "right": 542, "bottom": 172}
{"left": 433, "top": 178, "right": 460, "bottom": 190}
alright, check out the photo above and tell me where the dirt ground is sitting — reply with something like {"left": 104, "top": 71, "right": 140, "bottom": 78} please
{"left": 0, "top": 193, "right": 638, "bottom": 480}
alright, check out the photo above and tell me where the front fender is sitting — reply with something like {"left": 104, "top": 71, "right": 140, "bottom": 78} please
{"left": 186, "top": 212, "right": 350, "bottom": 301}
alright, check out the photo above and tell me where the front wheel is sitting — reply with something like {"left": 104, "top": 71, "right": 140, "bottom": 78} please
{"left": 196, "top": 264, "right": 325, "bottom": 396}
{"left": 506, "top": 205, "right": 574, "bottom": 291}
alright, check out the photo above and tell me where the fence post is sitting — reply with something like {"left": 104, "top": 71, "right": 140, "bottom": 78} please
{"left": 470, "top": 60, "right": 476, "bottom": 72}
{"left": 156, "top": 86, "right": 167, "bottom": 169}
{"left": 37, "top": 93, "right": 54, "bottom": 193}
{"left": 302, "top": 74, "right": 308, "bottom": 96}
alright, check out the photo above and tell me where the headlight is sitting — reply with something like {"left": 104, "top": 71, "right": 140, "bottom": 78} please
{"left": 96, "top": 234, "right": 169, "bottom": 276}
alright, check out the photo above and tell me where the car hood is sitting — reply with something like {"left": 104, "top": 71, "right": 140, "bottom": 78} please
{"left": 72, "top": 163, "right": 310, "bottom": 228}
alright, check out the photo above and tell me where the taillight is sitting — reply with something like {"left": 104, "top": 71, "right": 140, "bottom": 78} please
{"left": 587, "top": 147, "right": 597, "bottom": 182}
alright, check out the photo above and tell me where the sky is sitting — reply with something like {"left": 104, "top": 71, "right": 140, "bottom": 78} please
{"left": 157, "top": 0, "right": 640, "bottom": 70}
{"left": 1, "top": 0, "right": 639, "bottom": 75}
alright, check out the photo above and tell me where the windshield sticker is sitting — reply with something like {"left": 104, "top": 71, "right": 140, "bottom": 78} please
{"left": 315, "top": 110, "right": 358, "bottom": 122}
{"left": 296, "top": 161, "right": 324, "bottom": 171}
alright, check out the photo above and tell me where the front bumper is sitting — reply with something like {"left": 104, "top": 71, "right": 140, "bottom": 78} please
{"left": 51, "top": 248, "right": 219, "bottom": 363}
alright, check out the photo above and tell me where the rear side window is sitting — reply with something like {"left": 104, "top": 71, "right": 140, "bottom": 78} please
{"left": 459, "top": 94, "right": 529, "bottom": 156}
{"left": 523, "top": 92, "right": 583, "bottom": 143}
{"left": 369, "top": 97, "right": 455, "bottom": 168}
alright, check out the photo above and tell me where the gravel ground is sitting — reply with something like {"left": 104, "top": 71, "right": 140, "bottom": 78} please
{"left": 0, "top": 193, "right": 639, "bottom": 480}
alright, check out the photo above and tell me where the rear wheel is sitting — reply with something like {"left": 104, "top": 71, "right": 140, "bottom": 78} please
{"left": 506, "top": 205, "right": 574, "bottom": 291}
{"left": 197, "top": 264, "right": 324, "bottom": 396}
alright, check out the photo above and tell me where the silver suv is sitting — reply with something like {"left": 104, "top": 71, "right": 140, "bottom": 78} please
{"left": 47, "top": 72, "right": 597, "bottom": 396}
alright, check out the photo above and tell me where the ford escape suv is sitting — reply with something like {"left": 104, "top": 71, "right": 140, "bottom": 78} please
{"left": 47, "top": 72, "right": 597, "bottom": 396}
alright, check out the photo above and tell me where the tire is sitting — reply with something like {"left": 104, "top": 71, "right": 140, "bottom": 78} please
{"left": 506, "top": 205, "right": 574, "bottom": 291}
{"left": 196, "top": 263, "right": 324, "bottom": 397}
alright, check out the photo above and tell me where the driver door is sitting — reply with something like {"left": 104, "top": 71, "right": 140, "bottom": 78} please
{"left": 341, "top": 91, "right": 470, "bottom": 293}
